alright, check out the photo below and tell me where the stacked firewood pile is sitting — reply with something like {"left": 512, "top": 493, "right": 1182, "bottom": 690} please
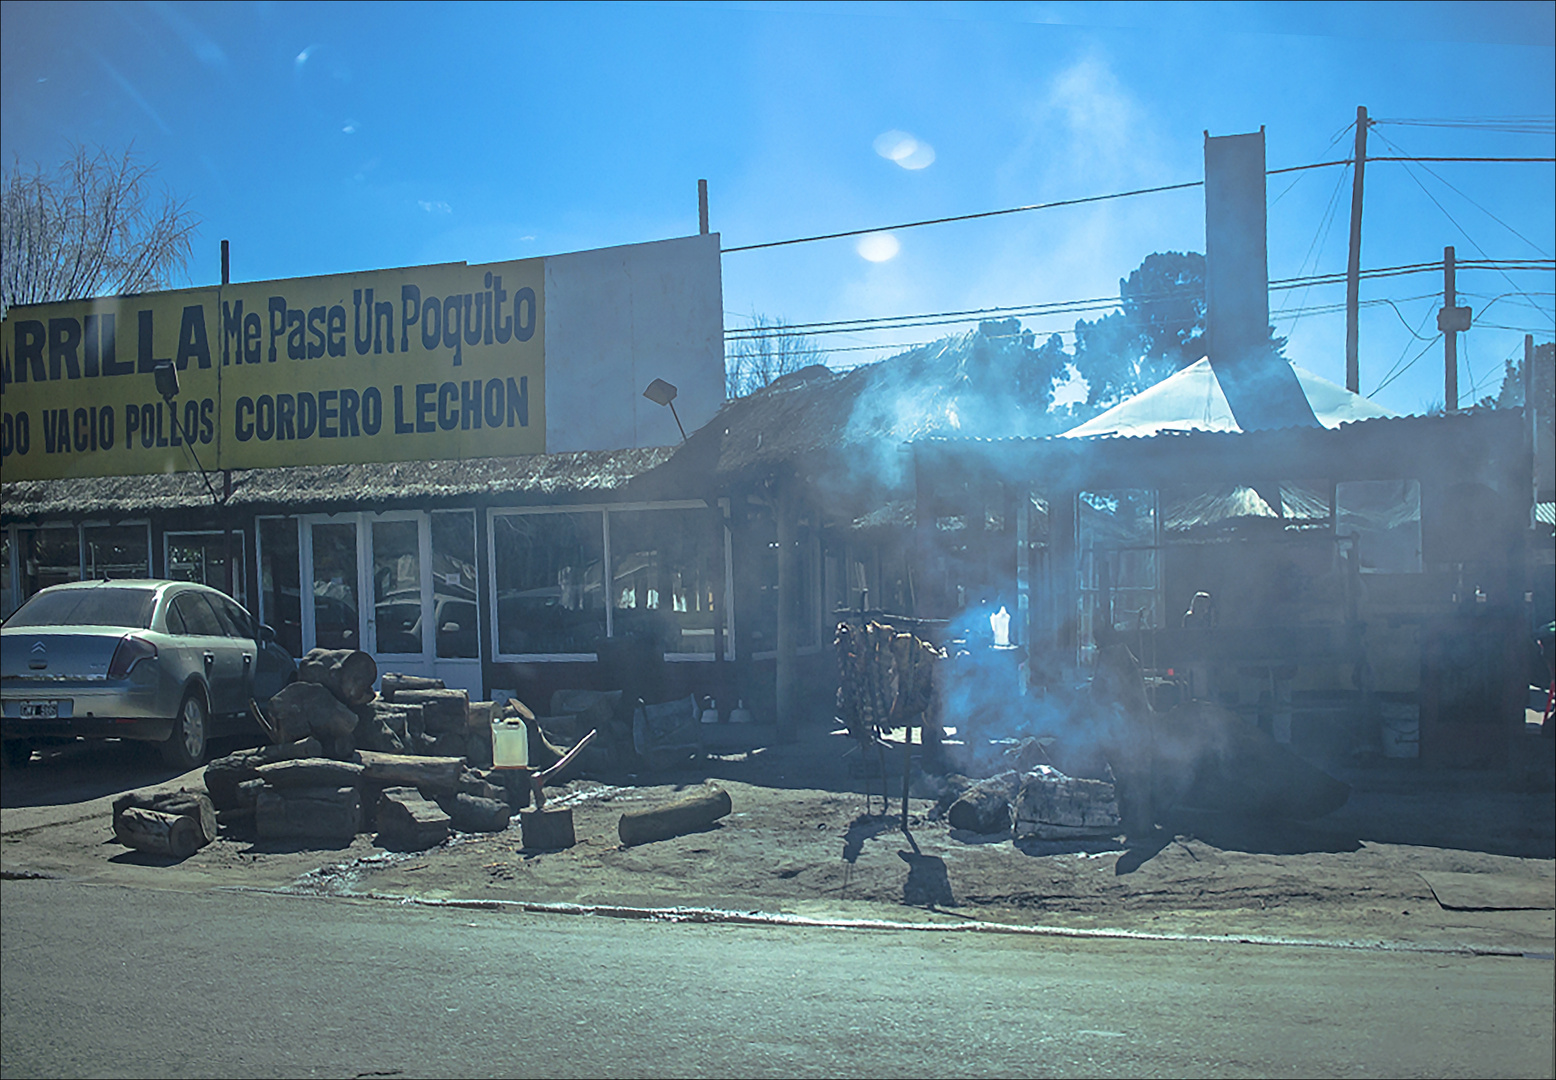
{"left": 834, "top": 618, "right": 944, "bottom": 746}
{"left": 189, "top": 652, "right": 520, "bottom": 851}
{"left": 200, "top": 742, "right": 516, "bottom": 851}
{"left": 261, "top": 651, "right": 497, "bottom": 766}
{"left": 356, "top": 672, "right": 496, "bottom": 766}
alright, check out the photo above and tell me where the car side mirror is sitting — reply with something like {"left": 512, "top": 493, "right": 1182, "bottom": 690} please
{"left": 258, "top": 624, "right": 277, "bottom": 644}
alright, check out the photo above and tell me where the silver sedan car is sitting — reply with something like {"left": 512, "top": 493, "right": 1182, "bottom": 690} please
{"left": 1, "top": 580, "right": 296, "bottom": 769}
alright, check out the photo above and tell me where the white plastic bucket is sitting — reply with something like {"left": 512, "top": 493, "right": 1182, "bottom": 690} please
{"left": 491, "top": 718, "right": 530, "bottom": 769}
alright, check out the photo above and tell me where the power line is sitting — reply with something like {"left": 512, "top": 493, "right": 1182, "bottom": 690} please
{"left": 724, "top": 259, "right": 1554, "bottom": 340}
{"left": 1375, "top": 116, "right": 1555, "bottom": 135}
{"left": 1370, "top": 156, "right": 1556, "bottom": 164}
{"left": 720, "top": 155, "right": 1552, "bottom": 255}
{"left": 1372, "top": 332, "right": 1443, "bottom": 396}
{"left": 719, "top": 179, "right": 1205, "bottom": 254}
{"left": 1372, "top": 129, "right": 1554, "bottom": 324}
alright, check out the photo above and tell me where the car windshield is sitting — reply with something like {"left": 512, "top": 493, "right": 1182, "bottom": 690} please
{"left": 4, "top": 587, "right": 158, "bottom": 630}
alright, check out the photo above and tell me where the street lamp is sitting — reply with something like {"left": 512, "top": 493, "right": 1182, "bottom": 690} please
{"left": 643, "top": 378, "right": 688, "bottom": 442}
{"left": 153, "top": 360, "right": 220, "bottom": 505}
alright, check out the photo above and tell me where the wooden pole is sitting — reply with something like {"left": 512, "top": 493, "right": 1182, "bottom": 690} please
{"left": 221, "top": 238, "right": 235, "bottom": 599}
{"left": 1345, "top": 106, "right": 1368, "bottom": 394}
{"left": 1444, "top": 246, "right": 1458, "bottom": 412}
{"left": 775, "top": 476, "right": 799, "bottom": 742}
{"left": 711, "top": 499, "right": 728, "bottom": 718}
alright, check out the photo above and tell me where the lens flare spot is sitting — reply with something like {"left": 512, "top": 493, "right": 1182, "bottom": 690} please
{"left": 856, "top": 232, "right": 900, "bottom": 262}
{"left": 873, "top": 129, "right": 936, "bottom": 170}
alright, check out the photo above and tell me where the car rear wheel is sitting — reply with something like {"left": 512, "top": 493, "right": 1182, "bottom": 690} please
{"left": 161, "top": 691, "right": 208, "bottom": 770}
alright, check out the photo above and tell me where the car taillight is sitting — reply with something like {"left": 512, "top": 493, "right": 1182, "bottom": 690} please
{"left": 108, "top": 635, "right": 157, "bottom": 678}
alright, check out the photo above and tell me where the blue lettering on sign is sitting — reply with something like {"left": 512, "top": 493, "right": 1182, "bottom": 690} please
{"left": 0, "top": 412, "right": 31, "bottom": 456}
{"left": 415, "top": 383, "right": 437, "bottom": 433}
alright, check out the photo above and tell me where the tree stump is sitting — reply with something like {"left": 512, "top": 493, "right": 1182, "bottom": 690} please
{"left": 298, "top": 648, "right": 379, "bottom": 706}
{"left": 521, "top": 807, "right": 575, "bottom": 850}
{"left": 617, "top": 784, "right": 732, "bottom": 846}
{"left": 376, "top": 787, "right": 451, "bottom": 851}
{"left": 115, "top": 807, "right": 202, "bottom": 858}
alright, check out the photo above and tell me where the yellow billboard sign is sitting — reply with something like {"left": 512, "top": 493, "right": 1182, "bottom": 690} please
{"left": 1, "top": 258, "right": 545, "bottom": 480}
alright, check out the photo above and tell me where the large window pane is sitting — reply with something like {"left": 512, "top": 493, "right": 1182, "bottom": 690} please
{"left": 432, "top": 511, "right": 478, "bottom": 659}
{"left": 312, "top": 522, "right": 359, "bottom": 650}
{"left": 372, "top": 519, "right": 422, "bottom": 654}
{"left": 259, "top": 518, "right": 302, "bottom": 656}
{"left": 609, "top": 508, "right": 719, "bottom": 653}
{"left": 19, "top": 527, "right": 80, "bottom": 600}
{"left": 166, "top": 532, "right": 247, "bottom": 606}
{"left": 493, "top": 512, "right": 604, "bottom": 654}
{"left": 82, "top": 524, "right": 148, "bottom": 580}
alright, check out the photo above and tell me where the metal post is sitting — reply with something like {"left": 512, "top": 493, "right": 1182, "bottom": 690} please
{"left": 1345, "top": 106, "right": 1368, "bottom": 394}
{"left": 698, "top": 180, "right": 709, "bottom": 236}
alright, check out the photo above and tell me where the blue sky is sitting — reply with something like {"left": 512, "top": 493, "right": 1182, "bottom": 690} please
{"left": 3, "top": 0, "right": 1552, "bottom": 416}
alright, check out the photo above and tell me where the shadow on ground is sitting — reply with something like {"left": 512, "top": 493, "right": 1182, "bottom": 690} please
{"left": 1, "top": 735, "right": 265, "bottom": 811}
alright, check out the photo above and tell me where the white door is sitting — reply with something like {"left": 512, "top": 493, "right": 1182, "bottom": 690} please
{"left": 427, "top": 510, "right": 482, "bottom": 695}
{"left": 299, "top": 511, "right": 482, "bottom": 698}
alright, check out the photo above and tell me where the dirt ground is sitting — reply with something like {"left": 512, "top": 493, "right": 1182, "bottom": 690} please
{"left": 3, "top": 719, "right": 1553, "bottom": 956}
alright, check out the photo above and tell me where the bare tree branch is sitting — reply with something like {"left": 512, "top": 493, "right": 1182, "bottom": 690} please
{"left": 2, "top": 143, "right": 199, "bottom": 319}
{"left": 725, "top": 312, "right": 827, "bottom": 398}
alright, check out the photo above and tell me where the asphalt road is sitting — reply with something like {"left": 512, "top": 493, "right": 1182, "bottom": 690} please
{"left": 2, "top": 881, "right": 1552, "bottom": 1079}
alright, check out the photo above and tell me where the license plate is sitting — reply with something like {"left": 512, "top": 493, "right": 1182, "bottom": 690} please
{"left": 20, "top": 701, "right": 58, "bottom": 720}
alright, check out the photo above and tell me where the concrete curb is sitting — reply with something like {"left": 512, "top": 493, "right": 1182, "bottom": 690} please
{"left": 335, "top": 889, "right": 1554, "bottom": 959}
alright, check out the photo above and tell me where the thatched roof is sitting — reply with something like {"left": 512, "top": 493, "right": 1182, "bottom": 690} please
{"left": 0, "top": 447, "right": 675, "bottom": 522}
{"left": 654, "top": 322, "right": 1066, "bottom": 494}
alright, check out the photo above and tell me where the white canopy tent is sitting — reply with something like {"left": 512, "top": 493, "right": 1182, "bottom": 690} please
{"left": 1060, "top": 358, "right": 1395, "bottom": 439}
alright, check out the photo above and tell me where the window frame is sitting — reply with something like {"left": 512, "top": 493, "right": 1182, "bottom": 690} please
{"left": 486, "top": 500, "right": 733, "bottom": 663}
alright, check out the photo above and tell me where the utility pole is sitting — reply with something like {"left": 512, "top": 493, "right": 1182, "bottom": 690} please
{"left": 1345, "top": 105, "right": 1369, "bottom": 394}
{"left": 221, "top": 239, "right": 235, "bottom": 600}
{"left": 1437, "top": 246, "right": 1473, "bottom": 411}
